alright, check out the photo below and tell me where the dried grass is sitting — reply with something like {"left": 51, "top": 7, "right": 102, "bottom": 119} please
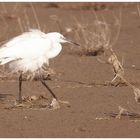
{"left": 50, "top": 15, "right": 64, "bottom": 33}
{"left": 17, "top": 17, "right": 24, "bottom": 33}
{"left": 109, "top": 106, "right": 140, "bottom": 120}
{"left": 116, "top": 106, "right": 128, "bottom": 119}
{"left": 107, "top": 48, "right": 140, "bottom": 103}
{"left": 69, "top": 9, "right": 122, "bottom": 56}
{"left": 72, "top": 17, "right": 111, "bottom": 56}
{"left": 30, "top": 3, "right": 41, "bottom": 30}
{"left": 108, "top": 48, "right": 124, "bottom": 84}
{"left": 111, "top": 71, "right": 140, "bottom": 103}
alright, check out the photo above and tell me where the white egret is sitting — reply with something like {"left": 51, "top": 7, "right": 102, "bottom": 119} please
{"left": 0, "top": 29, "right": 79, "bottom": 107}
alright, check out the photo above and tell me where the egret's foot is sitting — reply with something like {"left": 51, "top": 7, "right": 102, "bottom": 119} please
{"left": 58, "top": 100, "right": 70, "bottom": 105}
{"left": 10, "top": 96, "right": 35, "bottom": 109}
{"left": 16, "top": 102, "right": 32, "bottom": 107}
{"left": 48, "top": 98, "right": 60, "bottom": 110}
{"left": 4, "top": 101, "right": 33, "bottom": 109}
{"left": 48, "top": 98, "right": 70, "bottom": 110}
{"left": 59, "top": 100, "right": 71, "bottom": 108}
{"left": 22, "top": 95, "right": 39, "bottom": 102}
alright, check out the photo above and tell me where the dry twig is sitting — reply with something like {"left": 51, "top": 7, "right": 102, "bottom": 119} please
{"left": 108, "top": 48, "right": 124, "bottom": 84}
{"left": 30, "top": 3, "right": 41, "bottom": 30}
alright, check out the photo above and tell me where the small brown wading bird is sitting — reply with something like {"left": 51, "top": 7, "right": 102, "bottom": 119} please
{"left": 0, "top": 29, "right": 79, "bottom": 109}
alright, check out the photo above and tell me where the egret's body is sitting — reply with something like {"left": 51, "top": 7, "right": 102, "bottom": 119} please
{"left": 0, "top": 29, "right": 79, "bottom": 107}
{"left": 0, "top": 29, "right": 62, "bottom": 73}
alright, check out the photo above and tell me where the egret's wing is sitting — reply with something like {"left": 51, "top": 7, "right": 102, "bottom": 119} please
{"left": 1, "top": 29, "right": 46, "bottom": 49}
{"left": 0, "top": 30, "right": 51, "bottom": 65}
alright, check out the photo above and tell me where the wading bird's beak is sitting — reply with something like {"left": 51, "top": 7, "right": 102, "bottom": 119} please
{"left": 65, "top": 38, "right": 80, "bottom": 46}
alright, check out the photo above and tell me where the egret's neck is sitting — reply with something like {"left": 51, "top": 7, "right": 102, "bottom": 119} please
{"left": 47, "top": 43, "right": 62, "bottom": 59}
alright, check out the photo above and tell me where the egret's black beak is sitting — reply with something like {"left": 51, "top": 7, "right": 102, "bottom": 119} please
{"left": 65, "top": 38, "right": 80, "bottom": 46}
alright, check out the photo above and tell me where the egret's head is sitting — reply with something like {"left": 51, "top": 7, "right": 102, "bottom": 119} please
{"left": 46, "top": 32, "right": 79, "bottom": 46}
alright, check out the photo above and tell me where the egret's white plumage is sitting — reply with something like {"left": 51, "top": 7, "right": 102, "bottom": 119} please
{"left": 0, "top": 29, "right": 79, "bottom": 106}
{"left": 0, "top": 29, "right": 65, "bottom": 73}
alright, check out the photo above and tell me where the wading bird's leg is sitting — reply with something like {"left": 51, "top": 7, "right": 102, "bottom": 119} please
{"left": 40, "top": 76, "right": 61, "bottom": 109}
{"left": 19, "top": 73, "right": 22, "bottom": 104}
{"left": 8, "top": 73, "right": 33, "bottom": 109}
{"left": 40, "top": 76, "right": 70, "bottom": 109}
{"left": 40, "top": 77, "right": 57, "bottom": 100}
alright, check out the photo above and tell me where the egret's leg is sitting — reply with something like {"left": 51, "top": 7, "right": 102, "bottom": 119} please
{"left": 40, "top": 75, "right": 70, "bottom": 109}
{"left": 40, "top": 78, "right": 57, "bottom": 99}
{"left": 40, "top": 77, "right": 61, "bottom": 109}
{"left": 19, "top": 73, "right": 22, "bottom": 103}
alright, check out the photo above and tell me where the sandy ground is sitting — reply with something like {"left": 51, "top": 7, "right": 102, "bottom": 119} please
{"left": 0, "top": 2, "right": 140, "bottom": 138}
